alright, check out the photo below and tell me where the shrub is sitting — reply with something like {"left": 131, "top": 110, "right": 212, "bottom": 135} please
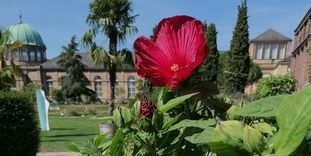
{"left": 253, "top": 74, "right": 296, "bottom": 100}
{"left": 50, "top": 89, "right": 64, "bottom": 104}
{"left": 0, "top": 91, "right": 40, "bottom": 155}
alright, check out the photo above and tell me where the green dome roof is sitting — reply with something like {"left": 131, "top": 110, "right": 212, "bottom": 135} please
{"left": 6, "top": 22, "right": 46, "bottom": 49}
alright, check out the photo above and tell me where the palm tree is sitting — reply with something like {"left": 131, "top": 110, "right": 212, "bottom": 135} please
{"left": 0, "top": 29, "right": 23, "bottom": 90}
{"left": 83, "top": 0, "right": 137, "bottom": 115}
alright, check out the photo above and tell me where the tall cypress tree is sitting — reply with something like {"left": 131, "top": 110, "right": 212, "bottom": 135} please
{"left": 189, "top": 23, "right": 219, "bottom": 84}
{"left": 199, "top": 23, "right": 219, "bottom": 82}
{"left": 224, "top": 0, "right": 250, "bottom": 93}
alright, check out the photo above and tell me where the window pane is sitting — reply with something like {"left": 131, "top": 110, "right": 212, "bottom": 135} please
{"left": 21, "top": 51, "right": 28, "bottom": 61}
{"left": 255, "top": 44, "right": 262, "bottom": 59}
{"left": 29, "top": 52, "right": 36, "bottom": 61}
{"left": 94, "top": 77, "right": 102, "bottom": 98}
{"left": 263, "top": 44, "right": 270, "bottom": 59}
{"left": 128, "top": 77, "right": 136, "bottom": 98}
{"left": 270, "top": 43, "right": 277, "bottom": 59}
{"left": 46, "top": 80, "right": 53, "bottom": 94}
{"left": 37, "top": 52, "right": 41, "bottom": 61}
{"left": 278, "top": 43, "right": 285, "bottom": 59}
{"left": 13, "top": 52, "right": 19, "bottom": 60}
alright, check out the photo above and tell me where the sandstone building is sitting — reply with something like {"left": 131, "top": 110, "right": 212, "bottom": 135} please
{"left": 249, "top": 29, "right": 292, "bottom": 77}
{"left": 3, "top": 21, "right": 138, "bottom": 101}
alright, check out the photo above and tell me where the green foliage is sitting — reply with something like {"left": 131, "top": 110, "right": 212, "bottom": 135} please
{"left": 247, "top": 61, "right": 262, "bottom": 84}
{"left": 50, "top": 89, "right": 64, "bottom": 103}
{"left": 83, "top": 0, "right": 137, "bottom": 115}
{"left": 217, "top": 51, "right": 229, "bottom": 89}
{"left": 0, "top": 91, "right": 40, "bottom": 155}
{"left": 57, "top": 36, "right": 95, "bottom": 102}
{"left": 253, "top": 74, "right": 296, "bottom": 99}
{"left": 0, "top": 69, "right": 14, "bottom": 91}
{"left": 158, "top": 92, "right": 199, "bottom": 113}
{"left": 274, "top": 85, "right": 311, "bottom": 155}
{"left": 193, "top": 23, "right": 219, "bottom": 83}
{"left": 235, "top": 94, "right": 290, "bottom": 118}
{"left": 224, "top": 0, "right": 250, "bottom": 93}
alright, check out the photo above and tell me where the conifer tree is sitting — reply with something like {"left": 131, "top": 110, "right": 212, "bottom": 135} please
{"left": 57, "top": 36, "right": 94, "bottom": 101}
{"left": 224, "top": 0, "right": 250, "bottom": 93}
{"left": 199, "top": 23, "right": 219, "bottom": 82}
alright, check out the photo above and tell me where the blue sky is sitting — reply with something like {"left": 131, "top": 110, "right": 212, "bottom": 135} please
{"left": 0, "top": 0, "right": 310, "bottom": 59}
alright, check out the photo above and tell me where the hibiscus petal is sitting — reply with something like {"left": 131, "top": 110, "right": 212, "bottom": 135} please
{"left": 134, "top": 36, "right": 173, "bottom": 86}
{"left": 154, "top": 15, "right": 207, "bottom": 83}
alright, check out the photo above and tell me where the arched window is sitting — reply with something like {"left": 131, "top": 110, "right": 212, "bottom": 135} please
{"left": 94, "top": 76, "right": 102, "bottom": 98}
{"left": 46, "top": 76, "right": 53, "bottom": 95}
{"left": 128, "top": 76, "right": 136, "bottom": 98}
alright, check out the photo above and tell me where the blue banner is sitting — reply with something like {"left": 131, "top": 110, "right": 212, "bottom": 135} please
{"left": 35, "top": 89, "right": 50, "bottom": 131}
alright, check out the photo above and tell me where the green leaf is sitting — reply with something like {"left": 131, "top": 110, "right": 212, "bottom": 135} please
{"left": 112, "top": 108, "right": 123, "bottom": 128}
{"left": 159, "top": 92, "right": 199, "bottom": 113}
{"left": 243, "top": 125, "right": 265, "bottom": 154}
{"left": 235, "top": 94, "right": 290, "bottom": 117}
{"left": 93, "top": 133, "right": 109, "bottom": 147}
{"left": 167, "top": 119, "right": 215, "bottom": 131}
{"left": 157, "top": 87, "right": 165, "bottom": 107}
{"left": 184, "top": 127, "right": 214, "bottom": 145}
{"left": 132, "top": 99, "right": 140, "bottom": 118}
{"left": 161, "top": 113, "right": 184, "bottom": 131}
{"left": 109, "top": 130, "right": 124, "bottom": 156}
{"left": 274, "top": 86, "right": 311, "bottom": 155}
{"left": 211, "top": 120, "right": 244, "bottom": 143}
{"left": 152, "top": 110, "right": 163, "bottom": 130}
{"left": 68, "top": 144, "right": 80, "bottom": 152}
{"left": 209, "top": 141, "right": 251, "bottom": 156}
{"left": 120, "top": 107, "right": 132, "bottom": 125}
{"left": 252, "top": 122, "right": 276, "bottom": 136}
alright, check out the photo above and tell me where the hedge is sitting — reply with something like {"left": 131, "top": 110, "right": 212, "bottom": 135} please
{"left": 0, "top": 91, "right": 40, "bottom": 156}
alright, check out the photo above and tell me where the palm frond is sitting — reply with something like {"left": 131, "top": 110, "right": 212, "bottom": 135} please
{"left": 117, "top": 49, "right": 134, "bottom": 67}
{"left": 88, "top": 44, "right": 110, "bottom": 67}
{"left": 82, "top": 28, "right": 98, "bottom": 47}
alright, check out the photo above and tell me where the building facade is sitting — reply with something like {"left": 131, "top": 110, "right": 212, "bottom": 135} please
{"left": 245, "top": 29, "right": 292, "bottom": 94}
{"left": 3, "top": 22, "right": 138, "bottom": 101}
{"left": 41, "top": 53, "right": 139, "bottom": 101}
{"left": 291, "top": 8, "right": 311, "bottom": 90}
{"left": 249, "top": 29, "right": 292, "bottom": 77}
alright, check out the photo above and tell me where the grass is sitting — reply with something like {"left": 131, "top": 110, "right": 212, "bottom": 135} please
{"left": 40, "top": 115, "right": 107, "bottom": 152}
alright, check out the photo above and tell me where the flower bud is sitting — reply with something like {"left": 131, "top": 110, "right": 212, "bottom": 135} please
{"left": 140, "top": 95, "right": 156, "bottom": 118}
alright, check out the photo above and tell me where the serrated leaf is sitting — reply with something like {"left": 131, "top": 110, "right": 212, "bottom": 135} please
{"left": 252, "top": 122, "right": 276, "bottom": 136}
{"left": 274, "top": 86, "right": 311, "bottom": 155}
{"left": 167, "top": 119, "right": 215, "bottom": 131}
{"left": 235, "top": 94, "right": 290, "bottom": 117}
{"left": 159, "top": 92, "right": 199, "bottom": 113}
{"left": 243, "top": 125, "right": 265, "bottom": 154}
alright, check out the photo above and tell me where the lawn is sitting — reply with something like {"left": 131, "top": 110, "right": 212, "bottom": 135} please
{"left": 40, "top": 116, "right": 107, "bottom": 152}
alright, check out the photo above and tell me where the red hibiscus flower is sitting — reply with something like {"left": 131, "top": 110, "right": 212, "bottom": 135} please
{"left": 140, "top": 95, "right": 156, "bottom": 119}
{"left": 134, "top": 15, "right": 208, "bottom": 90}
